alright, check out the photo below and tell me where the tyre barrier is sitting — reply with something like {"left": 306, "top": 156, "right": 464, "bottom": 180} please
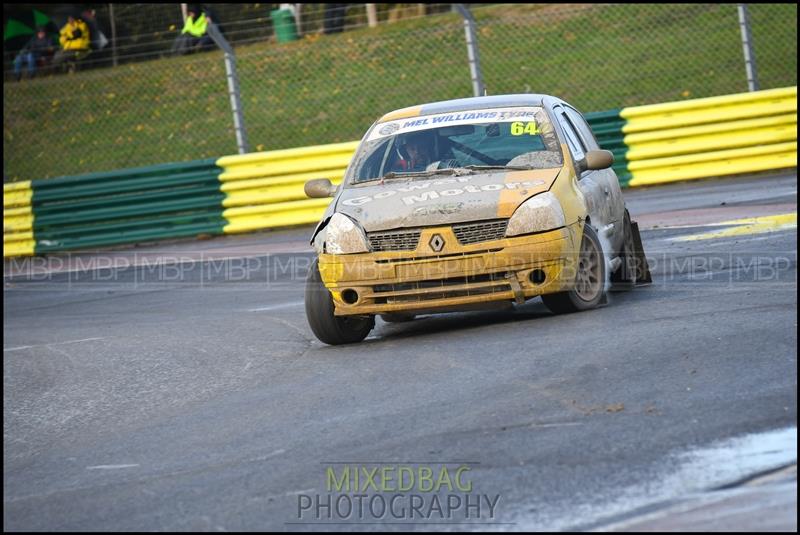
{"left": 4, "top": 87, "right": 796, "bottom": 257}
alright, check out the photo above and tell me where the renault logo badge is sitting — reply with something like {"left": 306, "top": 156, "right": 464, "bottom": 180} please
{"left": 429, "top": 234, "right": 445, "bottom": 252}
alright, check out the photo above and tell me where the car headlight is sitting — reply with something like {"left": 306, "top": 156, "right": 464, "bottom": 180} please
{"left": 325, "top": 213, "right": 370, "bottom": 254}
{"left": 505, "top": 192, "right": 566, "bottom": 237}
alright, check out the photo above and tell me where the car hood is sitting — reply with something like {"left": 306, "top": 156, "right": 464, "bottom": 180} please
{"left": 335, "top": 167, "right": 562, "bottom": 232}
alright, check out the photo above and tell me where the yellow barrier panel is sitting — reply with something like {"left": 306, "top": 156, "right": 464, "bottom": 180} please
{"left": 626, "top": 120, "right": 797, "bottom": 161}
{"left": 220, "top": 153, "right": 355, "bottom": 182}
{"left": 3, "top": 181, "right": 34, "bottom": 257}
{"left": 221, "top": 169, "right": 346, "bottom": 192}
{"left": 621, "top": 86, "right": 796, "bottom": 125}
{"left": 4, "top": 229, "right": 34, "bottom": 243}
{"left": 624, "top": 113, "right": 796, "bottom": 145}
{"left": 622, "top": 100, "right": 796, "bottom": 134}
{"left": 3, "top": 239, "right": 36, "bottom": 257}
{"left": 628, "top": 142, "right": 797, "bottom": 187}
{"left": 3, "top": 213, "right": 34, "bottom": 233}
{"left": 3, "top": 182, "right": 33, "bottom": 209}
{"left": 223, "top": 198, "right": 333, "bottom": 234}
{"left": 223, "top": 178, "right": 345, "bottom": 208}
{"left": 217, "top": 142, "right": 358, "bottom": 233}
{"left": 218, "top": 141, "right": 359, "bottom": 181}
{"left": 623, "top": 86, "right": 797, "bottom": 187}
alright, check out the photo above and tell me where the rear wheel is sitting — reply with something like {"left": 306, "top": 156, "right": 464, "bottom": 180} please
{"left": 542, "top": 223, "right": 606, "bottom": 314}
{"left": 305, "top": 259, "right": 374, "bottom": 345}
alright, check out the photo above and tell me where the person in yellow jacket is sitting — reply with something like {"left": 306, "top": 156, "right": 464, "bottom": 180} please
{"left": 53, "top": 16, "right": 91, "bottom": 71}
{"left": 171, "top": 5, "right": 214, "bottom": 56}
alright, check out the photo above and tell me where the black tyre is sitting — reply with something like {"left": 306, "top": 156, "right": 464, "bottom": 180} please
{"left": 380, "top": 313, "right": 416, "bottom": 323}
{"left": 305, "top": 258, "right": 374, "bottom": 345}
{"left": 542, "top": 223, "right": 606, "bottom": 314}
{"left": 611, "top": 209, "right": 638, "bottom": 290}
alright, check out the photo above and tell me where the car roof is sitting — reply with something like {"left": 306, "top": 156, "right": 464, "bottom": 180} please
{"left": 378, "top": 94, "right": 559, "bottom": 123}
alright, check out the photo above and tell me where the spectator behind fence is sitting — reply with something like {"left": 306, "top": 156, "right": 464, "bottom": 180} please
{"left": 323, "top": 4, "right": 347, "bottom": 34}
{"left": 53, "top": 15, "right": 91, "bottom": 72}
{"left": 171, "top": 5, "right": 214, "bottom": 56}
{"left": 13, "top": 27, "right": 55, "bottom": 81}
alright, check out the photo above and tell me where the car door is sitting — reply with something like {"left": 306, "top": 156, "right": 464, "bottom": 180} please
{"left": 556, "top": 105, "right": 625, "bottom": 250}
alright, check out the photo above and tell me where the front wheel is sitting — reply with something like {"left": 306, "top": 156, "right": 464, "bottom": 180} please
{"left": 305, "top": 259, "right": 374, "bottom": 345}
{"left": 542, "top": 223, "right": 606, "bottom": 314}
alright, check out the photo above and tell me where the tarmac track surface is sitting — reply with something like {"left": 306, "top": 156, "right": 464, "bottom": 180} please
{"left": 3, "top": 172, "right": 797, "bottom": 531}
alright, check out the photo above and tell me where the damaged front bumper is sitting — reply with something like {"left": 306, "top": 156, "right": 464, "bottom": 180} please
{"left": 318, "top": 221, "right": 581, "bottom": 316}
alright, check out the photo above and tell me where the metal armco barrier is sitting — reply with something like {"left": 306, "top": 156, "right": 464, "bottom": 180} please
{"left": 3, "top": 160, "right": 225, "bottom": 257}
{"left": 216, "top": 141, "right": 359, "bottom": 234}
{"left": 621, "top": 86, "right": 797, "bottom": 187}
{"left": 4, "top": 88, "right": 795, "bottom": 257}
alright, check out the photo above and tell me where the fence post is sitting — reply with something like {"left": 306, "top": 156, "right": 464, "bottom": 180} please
{"left": 207, "top": 22, "right": 250, "bottom": 154}
{"left": 454, "top": 4, "right": 485, "bottom": 98}
{"left": 737, "top": 4, "right": 759, "bottom": 92}
{"left": 366, "top": 4, "right": 378, "bottom": 27}
{"left": 108, "top": 4, "right": 118, "bottom": 67}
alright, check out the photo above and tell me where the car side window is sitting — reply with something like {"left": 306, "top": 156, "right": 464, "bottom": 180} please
{"left": 554, "top": 106, "right": 586, "bottom": 162}
{"left": 565, "top": 107, "right": 600, "bottom": 151}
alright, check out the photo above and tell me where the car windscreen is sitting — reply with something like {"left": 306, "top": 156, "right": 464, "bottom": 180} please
{"left": 348, "top": 107, "right": 563, "bottom": 184}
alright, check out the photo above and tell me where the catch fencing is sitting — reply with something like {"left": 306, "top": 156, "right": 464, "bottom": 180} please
{"left": 3, "top": 3, "right": 797, "bottom": 182}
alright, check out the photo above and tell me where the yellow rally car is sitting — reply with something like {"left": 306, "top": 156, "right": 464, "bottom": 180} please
{"left": 304, "top": 94, "right": 649, "bottom": 345}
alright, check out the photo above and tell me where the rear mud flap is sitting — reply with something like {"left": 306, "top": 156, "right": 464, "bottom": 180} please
{"left": 630, "top": 220, "right": 652, "bottom": 285}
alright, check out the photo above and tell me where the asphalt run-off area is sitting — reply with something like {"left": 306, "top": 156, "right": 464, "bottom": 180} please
{"left": 4, "top": 172, "right": 797, "bottom": 531}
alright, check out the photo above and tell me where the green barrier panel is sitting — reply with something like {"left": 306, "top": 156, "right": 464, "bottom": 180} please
{"left": 30, "top": 159, "right": 219, "bottom": 189}
{"left": 31, "top": 169, "right": 220, "bottom": 203}
{"left": 34, "top": 194, "right": 224, "bottom": 227}
{"left": 28, "top": 159, "right": 226, "bottom": 254}
{"left": 586, "top": 109, "right": 631, "bottom": 186}
{"left": 35, "top": 221, "right": 227, "bottom": 253}
{"left": 33, "top": 184, "right": 223, "bottom": 216}
{"left": 35, "top": 209, "right": 224, "bottom": 239}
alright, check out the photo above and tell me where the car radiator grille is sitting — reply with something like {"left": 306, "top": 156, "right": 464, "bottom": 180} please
{"left": 452, "top": 220, "right": 509, "bottom": 245}
{"left": 368, "top": 220, "right": 509, "bottom": 252}
{"left": 370, "top": 272, "right": 512, "bottom": 304}
{"left": 368, "top": 229, "right": 422, "bottom": 251}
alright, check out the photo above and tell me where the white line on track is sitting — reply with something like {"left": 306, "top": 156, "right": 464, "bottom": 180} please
{"left": 249, "top": 449, "right": 286, "bottom": 462}
{"left": 86, "top": 464, "right": 140, "bottom": 470}
{"left": 248, "top": 301, "right": 305, "bottom": 312}
{"left": 3, "top": 337, "right": 106, "bottom": 352}
{"left": 529, "top": 422, "right": 584, "bottom": 429}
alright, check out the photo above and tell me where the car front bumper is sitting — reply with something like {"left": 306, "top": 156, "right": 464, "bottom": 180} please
{"left": 318, "top": 221, "right": 581, "bottom": 316}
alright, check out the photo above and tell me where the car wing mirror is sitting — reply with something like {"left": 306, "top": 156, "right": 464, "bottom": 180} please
{"left": 584, "top": 150, "right": 614, "bottom": 171}
{"left": 304, "top": 178, "right": 336, "bottom": 198}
